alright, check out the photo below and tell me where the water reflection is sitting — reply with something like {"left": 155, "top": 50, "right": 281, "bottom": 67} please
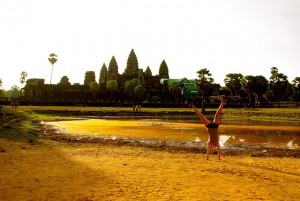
{"left": 47, "top": 119, "right": 300, "bottom": 149}
{"left": 219, "top": 135, "right": 231, "bottom": 148}
{"left": 170, "top": 117, "right": 300, "bottom": 127}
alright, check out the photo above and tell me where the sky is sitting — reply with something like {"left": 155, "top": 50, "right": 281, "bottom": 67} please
{"left": 1, "top": 0, "right": 300, "bottom": 90}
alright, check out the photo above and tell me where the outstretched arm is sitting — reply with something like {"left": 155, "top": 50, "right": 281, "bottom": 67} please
{"left": 213, "top": 97, "right": 225, "bottom": 124}
{"left": 191, "top": 104, "right": 211, "bottom": 126}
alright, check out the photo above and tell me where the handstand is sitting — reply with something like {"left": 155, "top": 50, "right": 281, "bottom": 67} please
{"left": 191, "top": 97, "right": 225, "bottom": 160}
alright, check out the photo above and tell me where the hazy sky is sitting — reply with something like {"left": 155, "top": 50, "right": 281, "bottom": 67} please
{"left": 1, "top": 0, "right": 299, "bottom": 90}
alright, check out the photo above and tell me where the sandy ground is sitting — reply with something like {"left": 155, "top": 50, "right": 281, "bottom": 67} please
{"left": 0, "top": 138, "right": 300, "bottom": 201}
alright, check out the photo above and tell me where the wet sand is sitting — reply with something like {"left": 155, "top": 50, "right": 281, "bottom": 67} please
{"left": 0, "top": 138, "right": 299, "bottom": 201}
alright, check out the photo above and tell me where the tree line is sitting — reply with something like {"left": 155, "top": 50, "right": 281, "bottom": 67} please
{"left": 196, "top": 66, "right": 300, "bottom": 107}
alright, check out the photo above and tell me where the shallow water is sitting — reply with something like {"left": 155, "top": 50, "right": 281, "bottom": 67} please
{"left": 47, "top": 119, "right": 300, "bottom": 149}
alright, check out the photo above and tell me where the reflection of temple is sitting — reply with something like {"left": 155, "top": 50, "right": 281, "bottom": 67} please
{"left": 292, "top": 137, "right": 300, "bottom": 148}
{"left": 222, "top": 135, "right": 239, "bottom": 147}
{"left": 287, "top": 138, "right": 299, "bottom": 149}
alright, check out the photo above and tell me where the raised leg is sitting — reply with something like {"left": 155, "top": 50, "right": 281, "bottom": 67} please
{"left": 213, "top": 98, "right": 225, "bottom": 124}
{"left": 191, "top": 105, "right": 211, "bottom": 126}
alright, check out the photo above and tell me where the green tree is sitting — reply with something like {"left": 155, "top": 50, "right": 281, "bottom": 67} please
{"left": 151, "top": 96, "right": 159, "bottom": 104}
{"left": 48, "top": 53, "right": 58, "bottom": 85}
{"left": 125, "top": 78, "right": 140, "bottom": 103}
{"left": 107, "top": 80, "right": 118, "bottom": 102}
{"left": 292, "top": 77, "right": 300, "bottom": 101}
{"left": 253, "top": 75, "right": 269, "bottom": 106}
{"left": 224, "top": 73, "right": 243, "bottom": 96}
{"left": 124, "top": 49, "right": 139, "bottom": 76}
{"left": 84, "top": 71, "right": 96, "bottom": 86}
{"left": 90, "top": 82, "right": 100, "bottom": 100}
{"left": 134, "top": 85, "right": 145, "bottom": 104}
{"left": 108, "top": 56, "right": 119, "bottom": 80}
{"left": 195, "top": 68, "right": 214, "bottom": 112}
{"left": 269, "top": 67, "right": 290, "bottom": 107}
{"left": 99, "top": 63, "right": 108, "bottom": 84}
{"left": 159, "top": 60, "right": 169, "bottom": 79}
{"left": 241, "top": 75, "right": 256, "bottom": 106}
{"left": 0, "top": 79, "right": 4, "bottom": 98}
{"left": 9, "top": 85, "right": 20, "bottom": 98}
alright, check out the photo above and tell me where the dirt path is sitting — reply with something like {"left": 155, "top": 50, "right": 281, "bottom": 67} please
{"left": 0, "top": 138, "right": 300, "bottom": 201}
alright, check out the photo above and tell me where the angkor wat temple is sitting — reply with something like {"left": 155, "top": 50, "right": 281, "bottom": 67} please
{"left": 23, "top": 76, "right": 200, "bottom": 106}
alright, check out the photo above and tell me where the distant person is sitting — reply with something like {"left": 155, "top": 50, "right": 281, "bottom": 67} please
{"left": 191, "top": 97, "right": 225, "bottom": 160}
{"left": 135, "top": 105, "right": 139, "bottom": 112}
{"left": 11, "top": 101, "right": 15, "bottom": 109}
{"left": 0, "top": 105, "right": 4, "bottom": 118}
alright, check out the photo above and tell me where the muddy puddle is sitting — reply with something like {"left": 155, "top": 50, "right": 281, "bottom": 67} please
{"left": 46, "top": 119, "right": 300, "bottom": 149}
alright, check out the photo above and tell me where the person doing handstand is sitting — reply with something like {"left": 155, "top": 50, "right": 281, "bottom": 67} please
{"left": 191, "top": 97, "right": 225, "bottom": 160}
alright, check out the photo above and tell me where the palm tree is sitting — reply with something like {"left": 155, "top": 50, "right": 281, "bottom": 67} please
{"left": 269, "top": 67, "right": 290, "bottom": 107}
{"left": 19, "top": 71, "right": 28, "bottom": 97}
{"left": 48, "top": 53, "right": 58, "bottom": 85}
{"left": 224, "top": 73, "right": 243, "bottom": 96}
{"left": 195, "top": 68, "right": 214, "bottom": 112}
{"left": 20, "top": 71, "right": 28, "bottom": 85}
{"left": 0, "top": 79, "right": 4, "bottom": 98}
{"left": 241, "top": 75, "right": 255, "bottom": 107}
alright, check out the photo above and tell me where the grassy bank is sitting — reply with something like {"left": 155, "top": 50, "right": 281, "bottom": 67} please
{"left": 222, "top": 108, "right": 300, "bottom": 122}
{"left": 21, "top": 105, "right": 300, "bottom": 122}
{"left": 0, "top": 108, "right": 38, "bottom": 142}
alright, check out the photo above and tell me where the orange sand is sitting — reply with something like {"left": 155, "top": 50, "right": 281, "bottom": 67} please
{"left": 0, "top": 138, "right": 299, "bottom": 201}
